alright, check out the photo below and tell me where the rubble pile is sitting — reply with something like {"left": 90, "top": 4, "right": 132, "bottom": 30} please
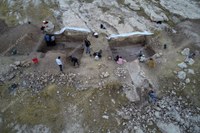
{"left": 176, "top": 48, "right": 197, "bottom": 83}
{"left": 114, "top": 67, "right": 128, "bottom": 78}
{"left": 19, "top": 72, "right": 77, "bottom": 92}
{"left": 118, "top": 95, "right": 200, "bottom": 133}
{"left": 0, "top": 60, "right": 79, "bottom": 93}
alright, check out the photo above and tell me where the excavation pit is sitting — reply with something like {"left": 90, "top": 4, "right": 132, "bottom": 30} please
{"left": 109, "top": 36, "right": 155, "bottom": 61}
{"left": 37, "top": 31, "right": 89, "bottom": 64}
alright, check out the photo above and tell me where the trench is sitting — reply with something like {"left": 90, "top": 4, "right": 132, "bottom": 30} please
{"left": 108, "top": 36, "right": 155, "bottom": 61}
{"left": 34, "top": 31, "right": 89, "bottom": 68}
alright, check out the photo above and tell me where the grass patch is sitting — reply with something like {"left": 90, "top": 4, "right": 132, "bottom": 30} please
{"left": 0, "top": 1, "right": 9, "bottom": 17}
{"left": 78, "top": 82, "right": 128, "bottom": 131}
{"left": 16, "top": 85, "right": 61, "bottom": 125}
{"left": 1, "top": 82, "right": 129, "bottom": 132}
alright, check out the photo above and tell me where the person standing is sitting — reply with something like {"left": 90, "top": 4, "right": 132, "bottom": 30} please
{"left": 56, "top": 56, "right": 63, "bottom": 72}
{"left": 84, "top": 39, "right": 91, "bottom": 54}
{"left": 51, "top": 35, "right": 56, "bottom": 46}
{"left": 148, "top": 90, "right": 158, "bottom": 104}
{"left": 147, "top": 58, "right": 156, "bottom": 68}
{"left": 44, "top": 34, "right": 51, "bottom": 46}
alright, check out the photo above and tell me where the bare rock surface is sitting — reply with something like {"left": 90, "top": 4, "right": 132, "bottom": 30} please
{"left": 124, "top": 0, "right": 140, "bottom": 11}
{"left": 160, "top": 0, "right": 200, "bottom": 19}
{"left": 123, "top": 84, "right": 140, "bottom": 102}
{"left": 140, "top": 0, "right": 169, "bottom": 22}
{"left": 157, "top": 122, "right": 181, "bottom": 133}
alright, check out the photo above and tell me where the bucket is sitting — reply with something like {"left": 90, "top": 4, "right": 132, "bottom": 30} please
{"left": 32, "top": 58, "right": 39, "bottom": 64}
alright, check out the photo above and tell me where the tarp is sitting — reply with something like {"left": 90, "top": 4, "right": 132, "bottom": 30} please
{"left": 54, "top": 27, "right": 91, "bottom": 35}
{"left": 107, "top": 31, "right": 153, "bottom": 39}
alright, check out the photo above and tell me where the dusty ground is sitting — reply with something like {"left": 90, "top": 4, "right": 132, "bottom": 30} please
{"left": 0, "top": 0, "right": 200, "bottom": 131}
{"left": 0, "top": 19, "right": 200, "bottom": 133}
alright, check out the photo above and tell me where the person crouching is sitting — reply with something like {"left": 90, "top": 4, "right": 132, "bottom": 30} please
{"left": 117, "top": 56, "right": 127, "bottom": 65}
{"left": 93, "top": 50, "right": 102, "bottom": 60}
{"left": 69, "top": 56, "right": 79, "bottom": 67}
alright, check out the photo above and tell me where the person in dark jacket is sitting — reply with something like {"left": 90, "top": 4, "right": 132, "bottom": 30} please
{"left": 148, "top": 90, "right": 158, "bottom": 104}
{"left": 69, "top": 56, "right": 79, "bottom": 67}
{"left": 84, "top": 39, "right": 91, "bottom": 54}
{"left": 114, "top": 55, "right": 119, "bottom": 62}
{"left": 93, "top": 50, "right": 102, "bottom": 58}
{"left": 44, "top": 34, "right": 51, "bottom": 46}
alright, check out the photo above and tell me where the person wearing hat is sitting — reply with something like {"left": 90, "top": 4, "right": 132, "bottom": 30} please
{"left": 41, "top": 21, "right": 49, "bottom": 31}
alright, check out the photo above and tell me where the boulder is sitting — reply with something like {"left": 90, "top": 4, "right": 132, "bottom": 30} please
{"left": 178, "top": 62, "right": 187, "bottom": 69}
{"left": 10, "top": 64, "right": 18, "bottom": 69}
{"left": 181, "top": 48, "right": 190, "bottom": 56}
{"left": 104, "top": 72, "right": 109, "bottom": 78}
{"left": 102, "top": 115, "right": 109, "bottom": 119}
{"left": 14, "top": 61, "right": 21, "bottom": 66}
{"left": 186, "top": 58, "right": 195, "bottom": 65}
{"left": 155, "top": 111, "right": 161, "bottom": 118}
{"left": 135, "top": 127, "right": 144, "bottom": 133}
{"left": 157, "top": 122, "right": 181, "bottom": 133}
{"left": 185, "top": 78, "right": 190, "bottom": 84}
{"left": 177, "top": 71, "right": 186, "bottom": 80}
{"left": 188, "top": 69, "right": 195, "bottom": 74}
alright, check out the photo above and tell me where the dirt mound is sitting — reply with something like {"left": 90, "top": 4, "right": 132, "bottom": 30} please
{"left": 0, "top": 19, "right": 9, "bottom": 34}
{"left": 0, "top": 23, "right": 42, "bottom": 55}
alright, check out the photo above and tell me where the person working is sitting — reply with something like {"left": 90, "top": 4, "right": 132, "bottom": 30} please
{"left": 117, "top": 56, "right": 127, "bottom": 65}
{"left": 84, "top": 39, "right": 91, "bottom": 55}
{"left": 56, "top": 56, "right": 63, "bottom": 72}
{"left": 147, "top": 58, "right": 156, "bottom": 68}
{"left": 93, "top": 50, "right": 102, "bottom": 60}
{"left": 148, "top": 90, "right": 158, "bottom": 104}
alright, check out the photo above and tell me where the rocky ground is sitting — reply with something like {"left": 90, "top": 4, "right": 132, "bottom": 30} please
{"left": 0, "top": 0, "right": 200, "bottom": 133}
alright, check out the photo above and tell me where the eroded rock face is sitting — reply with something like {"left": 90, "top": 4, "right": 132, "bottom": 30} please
{"left": 157, "top": 122, "right": 181, "bottom": 133}
{"left": 160, "top": 0, "right": 200, "bottom": 19}
{"left": 124, "top": 0, "right": 140, "bottom": 11}
{"left": 139, "top": 0, "right": 169, "bottom": 22}
{"left": 2, "top": 0, "right": 200, "bottom": 35}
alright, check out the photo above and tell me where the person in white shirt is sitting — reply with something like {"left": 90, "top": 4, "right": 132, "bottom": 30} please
{"left": 56, "top": 56, "right": 63, "bottom": 72}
